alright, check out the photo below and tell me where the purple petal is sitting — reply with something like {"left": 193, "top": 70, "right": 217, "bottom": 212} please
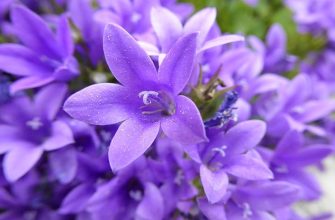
{"left": 266, "top": 24, "right": 286, "bottom": 66}
{"left": 48, "top": 146, "right": 77, "bottom": 184}
{"left": 198, "top": 198, "right": 227, "bottom": 220}
{"left": 10, "top": 75, "right": 55, "bottom": 94}
{"left": 59, "top": 183, "right": 95, "bottom": 214}
{"left": 0, "top": 44, "right": 53, "bottom": 76}
{"left": 64, "top": 83, "right": 135, "bottom": 125}
{"left": 41, "top": 121, "right": 74, "bottom": 151}
{"left": 161, "top": 95, "right": 207, "bottom": 145}
{"left": 294, "top": 100, "right": 335, "bottom": 123}
{"left": 250, "top": 74, "right": 288, "bottom": 96}
{"left": 136, "top": 183, "right": 164, "bottom": 220}
{"left": 11, "top": 5, "right": 61, "bottom": 60}
{"left": 198, "top": 35, "right": 245, "bottom": 54}
{"left": 108, "top": 118, "right": 160, "bottom": 171}
{"left": 184, "top": 8, "right": 216, "bottom": 47}
{"left": 158, "top": 33, "right": 197, "bottom": 94}
{"left": 151, "top": 7, "right": 183, "bottom": 52}
{"left": 3, "top": 145, "right": 43, "bottom": 182}
{"left": 0, "top": 126, "right": 22, "bottom": 154}
{"left": 69, "top": 0, "right": 94, "bottom": 39}
{"left": 274, "top": 130, "right": 303, "bottom": 158}
{"left": 103, "top": 24, "right": 157, "bottom": 88}
{"left": 0, "top": 96, "right": 33, "bottom": 125}
{"left": 35, "top": 83, "right": 67, "bottom": 120}
{"left": 280, "top": 170, "right": 321, "bottom": 200}
{"left": 284, "top": 74, "right": 311, "bottom": 109}
{"left": 234, "top": 181, "right": 300, "bottom": 210}
{"left": 200, "top": 165, "right": 228, "bottom": 204}
{"left": 56, "top": 15, "right": 74, "bottom": 57}
{"left": 282, "top": 145, "right": 332, "bottom": 168}
{"left": 224, "top": 154, "right": 273, "bottom": 180}
{"left": 213, "top": 120, "right": 266, "bottom": 156}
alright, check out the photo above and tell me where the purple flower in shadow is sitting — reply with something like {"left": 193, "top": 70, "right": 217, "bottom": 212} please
{"left": 0, "top": 83, "right": 74, "bottom": 182}
{"left": 0, "top": 5, "right": 79, "bottom": 94}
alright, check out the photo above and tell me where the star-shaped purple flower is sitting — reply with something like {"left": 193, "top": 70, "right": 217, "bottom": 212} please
{"left": 0, "top": 5, "right": 79, "bottom": 94}
{"left": 64, "top": 24, "right": 207, "bottom": 171}
{"left": 0, "top": 83, "right": 74, "bottom": 182}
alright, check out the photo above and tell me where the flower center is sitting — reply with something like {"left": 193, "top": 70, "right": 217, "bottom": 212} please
{"left": 129, "top": 190, "right": 142, "bottom": 201}
{"left": 26, "top": 117, "right": 43, "bottom": 130}
{"left": 131, "top": 13, "right": 141, "bottom": 23}
{"left": 138, "top": 90, "right": 175, "bottom": 116}
{"left": 0, "top": 75, "right": 10, "bottom": 104}
{"left": 174, "top": 170, "right": 185, "bottom": 185}
{"left": 204, "top": 91, "right": 238, "bottom": 128}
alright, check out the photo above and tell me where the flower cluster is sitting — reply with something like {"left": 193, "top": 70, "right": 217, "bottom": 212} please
{"left": 0, "top": 0, "right": 334, "bottom": 220}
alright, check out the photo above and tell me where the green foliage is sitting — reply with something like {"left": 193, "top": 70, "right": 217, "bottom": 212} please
{"left": 181, "top": 0, "right": 326, "bottom": 59}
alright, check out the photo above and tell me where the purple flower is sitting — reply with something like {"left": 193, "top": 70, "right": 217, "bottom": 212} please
{"left": 75, "top": 157, "right": 164, "bottom": 220}
{"left": 147, "top": 7, "right": 244, "bottom": 56}
{"left": 149, "top": 138, "right": 199, "bottom": 216}
{"left": 286, "top": 0, "right": 335, "bottom": 42}
{"left": 0, "top": 5, "right": 79, "bottom": 94}
{"left": 263, "top": 74, "right": 335, "bottom": 137}
{"left": 0, "top": 170, "right": 71, "bottom": 220}
{"left": 225, "top": 181, "right": 300, "bottom": 220}
{"left": 0, "top": 83, "right": 74, "bottom": 182}
{"left": 188, "top": 120, "right": 273, "bottom": 204}
{"left": 267, "top": 130, "right": 333, "bottom": 200}
{"left": 64, "top": 24, "right": 207, "bottom": 171}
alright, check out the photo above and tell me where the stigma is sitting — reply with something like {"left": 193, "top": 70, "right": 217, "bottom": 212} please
{"left": 139, "top": 90, "right": 175, "bottom": 116}
{"left": 26, "top": 117, "right": 43, "bottom": 130}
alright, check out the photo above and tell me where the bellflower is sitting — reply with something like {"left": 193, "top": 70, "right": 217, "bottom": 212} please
{"left": 188, "top": 120, "right": 272, "bottom": 204}
{"left": 64, "top": 24, "right": 207, "bottom": 171}
{"left": 285, "top": 0, "right": 335, "bottom": 42}
{"left": 264, "top": 74, "right": 335, "bottom": 137}
{"left": 0, "top": 5, "right": 78, "bottom": 94}
{"left": 147, "top": 7, "right": 244, "bottom": 57}
{"left": 225, "top": 181, "right": 300, "bottom": 220}
{"left": 0, "top": 169, "right": 70, "bottom": 220}
{"left": 149, "top": 138, "right": 198, "bottom": 215}
{"left": 0, "top": 83, "right": 74, "bottom": 182}
{"left": 84, "top": 158, "right": 164, "bottom": 220}
{"left": 267, "top": 130, "right": 333, "bottom": 200}
{"left": 96, "top": 0, "right": 193, "bottom": 39}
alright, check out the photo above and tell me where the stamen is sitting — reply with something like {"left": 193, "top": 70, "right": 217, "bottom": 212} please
{"left": 205, "top": 91, "right": 239, "bottom": 128}
{"left": 275, "top": 165, "right": 288, "bottom": 173}
{"left": 174, "top": 170, "right": 185, "bottom": 185}
{"left": 242, "top": 203, "right": 253, "bottom": 219}
{"left": 26, "top": 117, "right": 43, "bottom": 130}
{"left": 131, "top": 13, "right": 141, "bottom": 23}
{"left": 129, "top": 190, "right": 142, "bottom": 201}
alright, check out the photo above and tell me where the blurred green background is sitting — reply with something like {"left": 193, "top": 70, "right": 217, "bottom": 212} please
{"left": 181, "top": 0, "right": 326, "bottom": 59}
